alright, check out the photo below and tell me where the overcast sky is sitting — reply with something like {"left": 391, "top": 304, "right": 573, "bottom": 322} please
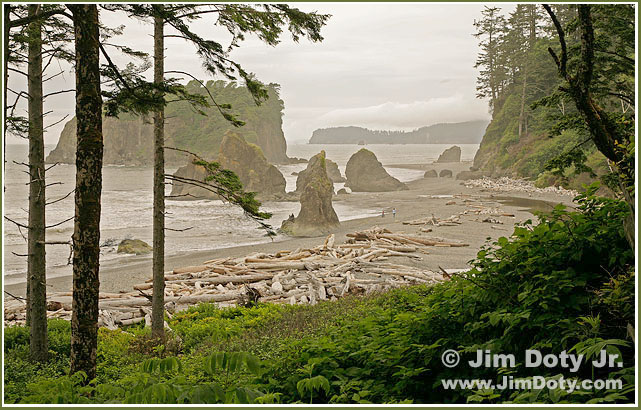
{"left": 6, "top": 2, "right": 500, "bottom": 145}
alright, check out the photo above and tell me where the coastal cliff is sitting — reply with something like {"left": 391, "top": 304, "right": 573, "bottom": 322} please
{"left": 472, "top": 88, "right": 608, "bottom": 190}
{"left": 46, "top": 81, "right": 291, "bottom": 166}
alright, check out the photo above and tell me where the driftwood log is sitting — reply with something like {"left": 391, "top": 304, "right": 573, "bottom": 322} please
{"left": 4, "top": 227, "right": 457, "bottom": 329}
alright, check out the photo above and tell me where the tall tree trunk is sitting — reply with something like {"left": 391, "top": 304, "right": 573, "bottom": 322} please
{"left": 68, "top": 4, "right": 102, "bottom": 381}
{"left": 27, "top": 4, "right": 48, "bottom": 363}
{"left": 151, "top": 5, "right": 166, "bottom": 339}
{"left": 528, "top": 4, "right": 537, "bottom": 45}
{"left": 518, "top": 63, "right": 528, "bottom": 139}
{"left": 3, "top": 5, "right": 10, "bottom": 177}
{"left": 488, "top": 30, "right": 497, "bottom": 110}
{"left": 518, "top": 5, "right": 537, "bottom": 139}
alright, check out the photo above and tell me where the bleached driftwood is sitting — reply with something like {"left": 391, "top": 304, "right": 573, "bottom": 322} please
{"left": 4, "top": 227, "right": 452, "bottom": 329}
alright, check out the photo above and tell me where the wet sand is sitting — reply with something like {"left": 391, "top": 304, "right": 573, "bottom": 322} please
{"left": 5, "top": 161, "right": 575, "bottom": 297}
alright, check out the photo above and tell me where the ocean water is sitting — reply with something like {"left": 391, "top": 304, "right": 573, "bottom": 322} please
{"left": 3, "top": 142, "right": 478, "bottom": 285}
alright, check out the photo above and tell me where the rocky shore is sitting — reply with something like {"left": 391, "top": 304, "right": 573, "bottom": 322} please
{"left": 4, "top": 162, "right": 576, "bottom": 301}
{"left": 462, "top": 176, "right": 578, "bottom": 197}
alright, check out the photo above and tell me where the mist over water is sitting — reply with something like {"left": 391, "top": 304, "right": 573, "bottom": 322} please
{"left": 3, "top": 142, "right": 478, "bottom": 285}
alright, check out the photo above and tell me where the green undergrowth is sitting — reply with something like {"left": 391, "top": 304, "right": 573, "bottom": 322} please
{"left": 3, "top": 185, "right": 635, "bottom": 404}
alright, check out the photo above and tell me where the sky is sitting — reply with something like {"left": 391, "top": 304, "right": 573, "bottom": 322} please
{"left": 6, "top": 2, "right": 497, "bottom": 145}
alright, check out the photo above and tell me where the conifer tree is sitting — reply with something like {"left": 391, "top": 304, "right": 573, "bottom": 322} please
{"left": 473, "top": 6, "right": 506, "bottom": 112}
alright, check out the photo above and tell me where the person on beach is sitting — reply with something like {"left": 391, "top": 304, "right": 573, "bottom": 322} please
{"left": 382, "top": 209, "right": 385, "bottom": 218}
{"left": 392, "top": 208, "right": 396, "bottom": 218}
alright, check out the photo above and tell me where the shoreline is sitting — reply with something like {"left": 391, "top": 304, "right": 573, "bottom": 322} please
{"left": 4, "top": 162, "right": 576, "bottom": 297}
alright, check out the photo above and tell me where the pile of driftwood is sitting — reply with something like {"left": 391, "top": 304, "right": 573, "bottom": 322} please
{"left": 463, "top": 177, "right": 577, "bottom": 196}
{"left": 404, "top": 194, "right": 517, "bottom": 230}
{"left": 348, "top": 226, "right": 469, "bottom": 248}
{"left": 461, "top": 205, "right": 515, "bottom": 217}
{"left": 402, "top": 214, "right": 462, "bottom": 227}
{"left": 4, "top": 228, "right": 450, "bottom": 329}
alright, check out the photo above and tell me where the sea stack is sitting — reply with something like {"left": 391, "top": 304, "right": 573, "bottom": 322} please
{"left": 436, "top": 145, "right": 461, "bottom": 163}
{"left": 169, "top": 131, "right": 287, "bottom": 200}
{"left": 281, "top": 151, "right": 340, "bottom": 237}
{"left": 169, "top": 159, "right": 213, "bottom": 199}
{"left": 217, "top": 132, "right": 287, "bottom": 199}
{"left": 344, "top": 148, "right": 408, "bottom": 192}
{"left": 325, "top": 159, "right": 346, "bottom": 183}
{"left": 295, "top": 155, "right": 345, "bottom": 192}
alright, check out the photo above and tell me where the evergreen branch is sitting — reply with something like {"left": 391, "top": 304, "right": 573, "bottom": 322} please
{"left": 8, "top": 8, "right": 71, "bottom": 28}
{"left": 98, "top": 41, "right": 137, "bottom": 95}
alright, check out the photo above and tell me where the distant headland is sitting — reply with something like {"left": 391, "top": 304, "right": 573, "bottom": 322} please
{"left": 308, "top": 119, "right": 489, "bottom": 145}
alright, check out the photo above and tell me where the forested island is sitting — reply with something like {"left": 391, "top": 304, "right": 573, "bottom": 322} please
{"left": 309, "top": 119, "right": 489, "bottom": 144}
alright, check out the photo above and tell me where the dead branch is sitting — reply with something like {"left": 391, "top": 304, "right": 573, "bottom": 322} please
{"left": 45, "top": 216, "right": 73, "bottom": 229}
{"left": 45, "top": 189, "right": 74, "bottom": 206}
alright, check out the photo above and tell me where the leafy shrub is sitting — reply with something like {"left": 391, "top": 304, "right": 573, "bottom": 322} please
{"left": 4, "top": 186, "right": 634, "bottom": 404}
{"left": 257, "top": 186, "right": 634, "bottom": 404}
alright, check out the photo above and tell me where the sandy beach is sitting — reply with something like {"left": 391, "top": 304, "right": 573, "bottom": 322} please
{"left": 4, "top": 161, "right": 576, "bottom": 297}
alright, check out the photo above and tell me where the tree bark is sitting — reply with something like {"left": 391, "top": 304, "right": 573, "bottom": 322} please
{"left": 3, "top": 5, "right": 10, "bottom": 175}
{"left": 518, "top": 63, "right": 528, "bottom": 139}
{"left": 27, "top": 4, "right": 48, "bottom": 363}
{"left": 151, "top": 5, "right": 166, "bottom": 339}
{"left": 68, "top": 4, "right": 102, "bottom": 381}
{"left": 544, "top": 4, "right": 635, "bottom": 250}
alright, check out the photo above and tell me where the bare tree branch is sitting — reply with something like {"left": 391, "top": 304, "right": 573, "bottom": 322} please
{"left": 5, "top": 215, "right": 29, "bottom": 229}
{"left": 43, "top": 89, "right": 74, "bottom": 99}
{"left": 542, "top": 4, "right": 567, "bottom": 76}
{"left": 45, "top": 216, "right": 73, "bottom": 229}
{"left": 44, "top": 114, "right": 70, "bottom": 132}
{"left": 4, "top": 291, "right": 26, "bottom": 303}
{"left": 165, "top": 226, "right": 194, "bottom": 232}
{"left": 46, "top": 189, "right": 74, "bottom": 206}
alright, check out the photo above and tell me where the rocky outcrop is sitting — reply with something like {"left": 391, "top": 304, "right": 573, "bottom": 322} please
{"left": 424, "top": 169, "right": 438, "bottom": 178}
{"left": 436, "top": 146, "right": 461, "bottom": 163}
{"left": 169, "top": 132, "right": 287, "bottom": 201}
{"left": 344, "top": 149, "right": 408, "bottom": 192}
{"left": 281, "top": 151, "right": 339, "bottom": 237}
{"left": 295, "top": 153, "right": 345, "bottom": 192}
{"left": 169, "top": 160, "right": 214, "bottom": 199}
{"left": 439, "top": 169, "right": 453, "bottom": 178}
{"left": 46, "top": 81, "right": 294, "bottom": 165}
{"left": 117, "top": 239, "right": 152, "bottom": 255}
{"left": 325, "top": 159, "right": 346, "bottom": 183}
{"left": 217, "top": 132, "right": 287, "bottom": 199}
